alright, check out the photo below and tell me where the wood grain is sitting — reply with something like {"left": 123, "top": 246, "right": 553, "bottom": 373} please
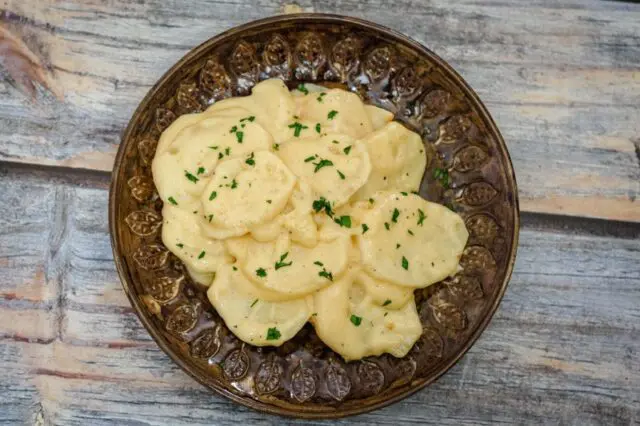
{"left": 0, "top": 0, "right": 639, "bottom": 221}
{"left": 1, "top": 162, "right": 639, "bottom": 424}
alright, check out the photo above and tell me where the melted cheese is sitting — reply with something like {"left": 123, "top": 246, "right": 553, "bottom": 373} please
{"left": 152, "top": 79, "right": 469, "bottom": 356}
{"left": 207, "top": 264, "right": 313, "bottom": 346}
{"left": 358, "top": 192, "right": 468, "bottom": 287}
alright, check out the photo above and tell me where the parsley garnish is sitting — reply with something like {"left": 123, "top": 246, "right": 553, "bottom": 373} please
{"left": 314, "top": 261, "right": 324, "bottom": 266}
{"left": 401, "top": 191, "right": 408, "bottom": 196}
{"left": 230, "top": 179, "right": 238, "bottom": 189}
{"left": 274, "top": 252, "right": 292, "bottom": 270}
{"left": 337, "top": 170, "right": 345, "bottom": 180}
{"left": 304, "top": 155, "right": 317, "bottom": 163}
{"left": 401, "top": 256, "right": 409, "bottom": 270}
{"left": 208, "top": 214, "right": 213, "bottom": 222}
{"left": 245, "top": 152, "right": 255, "bottom": 166}
{"left": 240, "top": 116, "right": 255, "bottom": 122}
{"left": 315, "top": 123, "right": 321, "bottom": 134}
{"left": 225, "top": 147, "right": 231, "bottom": 156}
{"left": 362, "top": 223, "right": 369, "bottom": 234}
{"left": 266, "top": 199, "right": 272, "bottom": 204}
{"left": 297, "top": 84, "right": 309, "bottom": 95}
{"left": 392, "top": 208, "right": 400, "bottom": 223}
{"left": 382, "top": 299, "right": 392, "bottom": 307}
{"left": 408, "top": 229, "right": 414, "bottom": 236}
{"left": 176, "top": 243, "right": 184, "bottom": 248}
{"left": 198, "top": 251, "right": 206, "bottom": 259}
{"left": 218, "top": 152, "right": 224, "bottom": 160}
{"left": 433, "top": 167, "right": 450, "bottom": 188}
{"left": 334, "top": 215, "right": 352, "bottom": 228}
{"left": 288, "top": 122, "right": 308, "bottom": 137}
{"left": 368, "top": 198, "right": 374, "bottom": 204}
{"left": 230, "top": 125, "right": 237, "bottom": 133}
{"left": 313, "top": 158, "right": 334, "bottom": 172}
{"left": 197, "top": 167, "right": 205, "bottom": 175}
{"left": 266, "top": 327, "right": 281, "bottom": 340}
{"left": 235, "top": 131, "right": 244, "bottom": 143}
{"left": 417, "top": 209, "right": 426, "bottom": 226}
{"left": 256, "top": 268, "right": 267, "bottom": 277}
{"left": 317, "top": 92, "right": 327, "bottom": 102}
{"left": 168, "top": 196, "right": 178, "bottom": 205}
{"left": 250, "top": 299, "right": 259, "bottom": 308}
{"left": 318, "top": 268, "right": 333, "bottom": 281}
{"left": 332, "top": 139, "right": 339, "bottom": 144}
{"left": 343, "top": 145, "right": 352, "bottom": 155}
{"left": 327, "top": 110, "right": 338, "bottom": 120}
{"left": 273, "top": 143, "right": 280, "bottom": 151}
{"left": 184, "top": 170, "right": 199, "bottom": 183}
{"left": 209, "top": 191, "right": 217, "bottom": 201}
{"left": 350, "top": 315, "right": 362, "bottom": 326}
{"left": 209, "top": 145, "right": 219, "bottom": 150}
{"left": 384, "top": 222, "right": 390, "bottom": 230}
{"left": 312, "top": 197, "right": 334, "bottom": 217}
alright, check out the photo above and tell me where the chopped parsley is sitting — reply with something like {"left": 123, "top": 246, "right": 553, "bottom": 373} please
{"left": 266, "top": 199, "right": 272, "bottom": 204}
{"left": 225, "top": 147, "right": 231, "bottom": 156}
{"left": 297, "top": 84, "right": 309, "bottom": 95}
{"left": 207, "top": 214, "right": 213, "bottom": 222}
{"left": 401, "top": 191, "right": 408, "bottom": 196}
{"left": 312, "top": 197, "right": 334, "bottom": 217}
{"left": 327, "top": 110, "right": 339, "bottom": 120}
{"left": 209, "top": 191, "right": 217, "bottom": 201}
{"left": 362, "top": 223, "right": 369, "bottom": 234}
{"left": 384, "top": 222, "right": 390, "bottom": 230}
{"left": 235, "top": 131, "right": 244, "bottom": 143}
{"left": 317, "top": 92, "right": 327, "bottom": 102}
{"left": 433, "top": 167, "right": 450, "bottom": 188}
{"left": 218, "top": 152, "right": 224, "bottom": 160}
{"left": 209, "top": 145, "right": 219, "bottom": 150}
{"left": 312, "top": 158, "right": 334, "bottom": 172}
{"left": 168, "top": 196, "right": 178, "bottom": 205}
{"left": 230, "top": 125, "right": 237, "bottom": 133}
{"left": 176, "top": 243, "right": 184, "bottom": 248}
{"left": 266, "top": 327, "right": 281, "bottom": 340}
{"left": 198, "top": 251, "right": 206, "bottom": 259}
{"left": 250, "top": 299, "right": 259, "bottom": 308}
{"left": 396, "top": 244, "right": 401, "bottom": 249}
{"left": 240, "top": 116, "right": 255, "bottom": 122}
{"left": 315, "top": 123, "right": 321, "bottom": 134}
{"left": 417, "top": 209, "right": 426, "bottom": 226}
{"left": 350, "top": 315, "right": 362, "bottom": 326}
{"left": 334, "top": 215, "right": 352, "bottom": 228}
{"left": 368, "top": 198, "right": 374, "bottom": 204}
{"left": 392, "top": 208, "right": 400, "bottom": 223}
{"left": 230, "top": 179, "right": 238, "bottom": 189}
{"left": 401, "top": 256, "right": 409, "bottom": 270}
{"left": 343, "top": 145, "right": 352, "bottom": 155}
{"left": 332, "top": 139, "right": 340, "bottom": 144}
{"left": 273, "top": 143, "right": 280, "bottom": 151}
{"left": 274, "top": 252, "right": 292, "bottom": 270}
{"left": 245, "top": 152, "right": 255, "bottom": 166}
{"left": 304, "top": 155, "right": 317, "bottom": 163}
{"left": 337, "top": 170, "right": 345, "bottom": 180}
{"left": 184, "top": 170, "right": 199, "bottom": 183}
{"left": 318, "top": 269, "right": 333, "bottom": 281}
{"left": 408, "top": 229, "right": 414, "bottom": 236}
{"left": 197, "top": 167, "right": 205, "bottom": 175}
{"left": 382, "top": 299, "right": 392, "bottom": 307}
{"left": 288, "top": 122, "right": 308, "bottom": 137}
{"left": 256, "top": 268, "right": 267, "bottom": 277}
{"left": 314, "top": 261, "right": 324, "bottom": 266}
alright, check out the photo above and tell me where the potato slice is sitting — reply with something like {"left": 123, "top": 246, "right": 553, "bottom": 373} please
{"left": 207, "top": 264, "right": 313, "bottom": 346}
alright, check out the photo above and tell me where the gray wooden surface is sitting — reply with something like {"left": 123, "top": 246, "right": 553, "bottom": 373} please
{"left": 1, "top": 0, "right": 639, "bottom": 425}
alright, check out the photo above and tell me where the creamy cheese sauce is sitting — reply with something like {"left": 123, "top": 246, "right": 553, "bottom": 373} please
{"left": 152, "top": 79, "right": 469, "bottom": 359}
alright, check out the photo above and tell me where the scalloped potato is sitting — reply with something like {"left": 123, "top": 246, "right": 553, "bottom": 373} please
{"left": 151, "top": 79, "right": 468, "bottom": 359}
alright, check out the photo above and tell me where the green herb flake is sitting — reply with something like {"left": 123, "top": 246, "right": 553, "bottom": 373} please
{"left": 384, "top": 222, "right": 390, "bottom": 231}
{"left": 369, "top": 198, "right": 374, "bottom": 204}
{"left": 209, "top": 191, "right": 217, "bottom": 201}
{"left": 266, "top": 199, "right": 272, "bottom": 204}
{"left": 337, "top": 170, "right": 346, "bottom": 180}
{"left": 197, "top": 167, "right": 205, "bottom": 175}
{"left": 176, "top": 243, "right": 184, "bottom": 248}
{"left": 184, "top": 170, "right": 199, "bottom": 183}
{"left": 313, "top": 158, "right": 334, "bottom": 173}
{"left": 315, "top": 123, "right": 321, "bottom": 134}
{"left": 240, "top": 116, "right": 256, "bottom": 122}
{"left": 304, "top": 155, "right": 317, "bottom": 163}
{"left": 334, "top": 215, "right": 352, "bottom": 228}
{"left": 317, "top": 92, "right": 327, "bottom": 102}
{"left": 208, "top": 214, "right": 213, "bottom": 223}
{"left": 407, "top": 229, "right": 414, "bottom": 236}
{"left": 198, "top": 251, "right": 206, "bottom": 259}
{"left": 245, "top": 152, "right": 255, "bottom": 166}
{"left": 382, "top": 299, "right": 392, "bottom": 307}
{"left": 332, "top": 139, "right": 340, "bottom": 144}
{"left": 235, "top": 131, "right": 244, "bottom": 144}
{"left": 225, "top": 147, "right": 231, "bottom": 156}
{"left": 396, "top": 244, "right": 401, "bottom": 249}
{"left": 232, "top": 266, "right": 238, "bottom": 271}
{"left": 343, "top": 145, "right": 352, "bottom": 155}
{"left": 266, "top": 327, "right": 281, "bottom": 340}
{"left": 230, "top": 125, "right": 238, "bottom": 134}
{"left": 401, "top": 191, "right": 408, "bottom": 196}
{"left": 312, "top": 197, "right": 334, "bottom": 217}
{"left": 327, "top": 110, "right": 339, "bottom": 120}
{"left": 350, "top": 315, "right": 362, "bottom": 326}
{"left": 417, "top": 209, "right": 426, "bottom": 226}
{"left": 318, "top": 268, "right": 334, "bottom": 281}
{"left": 168, "top": 196, "right": 178, "bottom": 205}
{"left": 314, "top": 261, "right": 324, "bottom": 267}
{"left": 384, "top": 312, "right": 388, "bottom": 317}
{"left": 230, "top": 179, "right": 238, "bottom": 189}
{"left": 218, "top": 152, "right": 224, "bottom": 160}
{"left": 274, "top": 252, "right": 292, "bottom": 270}
{"left": 297, "top": 84, "right": 309, "bottom": 95}
{"left": 401, "top": 256, "right": 409, "bottom": 270}
{"left": 256, "top": 268, "right": 267, "bottom": 278}
{"left": 433, "top": 167, "right": 450, "bottom": 188}
{"left": 209, "top": 145, "right": 219, "bottom": 150}
{"left": 273, "top": 143, "right": 280, "bottom": 151}
{"left": 391, "top": 208, "right": 400, "bottom": 223}
{"left": 288, "top": 122, "right": 308, "bottom": 137}
{"left": 362, "top": 223, "right": 369, "bottom": 234}
{"left": 250, "top": 299, "right": 259, "bottom": 308}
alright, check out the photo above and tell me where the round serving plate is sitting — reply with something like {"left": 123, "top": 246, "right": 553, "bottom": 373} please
{"left": 109, "top": 14, "right": 519, "bottom": 418}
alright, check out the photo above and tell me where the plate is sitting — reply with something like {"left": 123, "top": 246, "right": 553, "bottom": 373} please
{"left": 109, "top": 14, "right": 519, "bottom": 418}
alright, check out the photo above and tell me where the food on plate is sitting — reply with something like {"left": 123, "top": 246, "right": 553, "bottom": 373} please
{"left": 151, "top": 79, "right": 468, "bottom": 360}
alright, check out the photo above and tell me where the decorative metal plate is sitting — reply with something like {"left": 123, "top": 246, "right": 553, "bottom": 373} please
{"left": 109, "top": 14, "right": 519, "bottom": 418}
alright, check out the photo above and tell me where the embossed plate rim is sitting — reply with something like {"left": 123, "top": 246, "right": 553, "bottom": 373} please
{"left": 109, "top": 13, "right": 520, "bottom": 418}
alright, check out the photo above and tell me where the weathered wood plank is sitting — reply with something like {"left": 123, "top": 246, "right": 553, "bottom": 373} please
{"left": 1, "top": 0, "right": 639, "bottom": 221}
{"left": 0, "top": 165, "right": 638, "bottom": 424}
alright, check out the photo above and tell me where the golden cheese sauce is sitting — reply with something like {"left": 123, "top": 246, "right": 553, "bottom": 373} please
{"left": 152, "top": 79, "right": 469, "bottom": 360}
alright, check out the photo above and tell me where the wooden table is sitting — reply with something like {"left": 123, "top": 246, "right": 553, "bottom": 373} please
{"left": 1, "top": 1, "right": 639, "bottom": 424}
